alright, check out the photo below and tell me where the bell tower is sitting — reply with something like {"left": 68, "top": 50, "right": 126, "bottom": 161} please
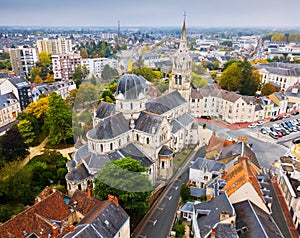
{"left": 169, "top": 13, "right": 192, "bottom": 103}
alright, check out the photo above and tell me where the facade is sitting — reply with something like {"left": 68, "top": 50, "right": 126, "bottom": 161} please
{"left": 8, "top": 46, "right": 38, "bottom": 77}
{"left": 52, "top": 54, "right": 81, "bottom": 80}
{"left": 268, "top": 92, "right": 289, "bottom": 115}
{"left": 0, "top": 76, "right": 31, "bottom": 110}
{"left": 284, "top": 84, "right": 300, "bottom": 111}
{"left": 65, "top": 18, "right": 201, "bottom": 195}
{"left": 81, "top": 57, "right": 118, "bottom": 79}
{"left": 257, "top": 63, "right": 300, "bottom": 91}
{"left": 37, "top": 38, "right": 73, "bottom": 55}
{"left": 190, "top": 87, "right": 274, "bottom": 123}
{"left": 0, "top": 92, "right": 20, "bottom": 128}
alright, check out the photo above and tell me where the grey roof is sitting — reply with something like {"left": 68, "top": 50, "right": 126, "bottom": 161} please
{"left": 145, "top": 91, "right": 186, "bottom": 114}
{"left": 257, "top": 62, "right": 300, "bottom": 77}
{"left": 135, "top": 111, "right": 163, "bottom": 134}
{"left": 234, "top": 200, "right": 283, "bottom": 238}
{"left": 95, "top": 102, "right": 116, "bottom": 119}
{"left": 218, "top": 142, "right": 260, "bottom": 168}
{"left": 194, "top": 192, "right": 234, "bottom": 238}
{"left": 159, "top": 145, "right": 174, "bottom": 156}
{"left": 190, "top": 187, "right": 206, "bottom": 198}
{"left": 285, "top": 84, "right": 300, "bottom": 98}
{"left": 64, "top": 201, "right": 129, "bottom": 238}
{"left": 215, "top": 224, "right": 238, "bottom": 238}
{"left": 176, "top": 113, "right": 196, "bottom": 128}
{"left": 171, "top": 119, "right": 183, "bottom": 133}
{"left": 0, "top": 92, "right": 18, "bottom": 109}
{"left": 115, "top": 73, "right": 148, "bottom": 100}
{"left": 65, "top": 163, "right": 90, "bottom": 182}
{"left": 8, "top": 76, "right": 30, "bottom": 89}
{"left": 87, "top": 113, "right": 129, "bottom": 140}
{"left": 180, "top": 202, "right": 194, "bottom": 213}
{"left": 190, "top": 157, "right": 224, "bottom": 172}
{"left": 0, "top": 72, "right": 8, "bottom": 79}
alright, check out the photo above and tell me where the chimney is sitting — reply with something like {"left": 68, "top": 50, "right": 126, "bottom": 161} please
{"left": 52, "top": 224, "right": 58, "bottom": 238}
{"left": 87, "top": 185, "right": 92, "bottom": 197}
{"left": 52, "top": 186, "right": 57, "bottom": 193}
{"left": 211, "top": 228, "right": 216, "bottom": 238}
{"left": 69, "top": 225, "right": 75, "bottom": 233}
{"left": 108, "top": 194, "right": 119, "bottom": 206}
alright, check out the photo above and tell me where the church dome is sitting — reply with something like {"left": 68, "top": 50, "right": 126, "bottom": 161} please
{"left": 116, "top": 73, "right": 147, "bottom": 100}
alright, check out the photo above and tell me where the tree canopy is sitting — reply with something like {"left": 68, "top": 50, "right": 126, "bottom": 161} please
{"left": 101, "top": 64, "right": 119, "bottom": 81}
{"left": 219, "top": 59, "right": 261, "bottom": 96}
{"left": 261, "top": 83, "right": 279, "bottom": 96}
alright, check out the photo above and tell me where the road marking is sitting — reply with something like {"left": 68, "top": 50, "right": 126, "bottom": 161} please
{"left": 149, "top": 219, "right": 157, "bottom": 226}
{"left": 138, "top": 235, "right": 146, "bottom": 238}
{"left": 157, "top": 207, "right": 164, "bottom": 211}
{"left": 172, "top": 186, "right": 179, "bottom": 190}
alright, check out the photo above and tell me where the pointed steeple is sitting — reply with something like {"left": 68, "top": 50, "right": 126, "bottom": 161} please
{"left": 181, "top": 12, "right": 186, "bottom": 41}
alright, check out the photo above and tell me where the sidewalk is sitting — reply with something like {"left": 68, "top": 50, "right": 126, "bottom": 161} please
{"left": 271, "top": 176, "right": 299, "bottom": 238}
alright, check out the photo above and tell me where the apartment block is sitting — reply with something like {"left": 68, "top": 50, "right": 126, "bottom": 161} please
{"left": 37, "top": 38, "right": 73, "bottom": 55}
{"left": 81, "top": 57, "right": 118, "bottom": 79}
{"left": 52, "top": 54, "right": 81, "bottom": 80}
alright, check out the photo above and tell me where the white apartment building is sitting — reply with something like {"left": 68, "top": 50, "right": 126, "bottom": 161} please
{"left": 0, "top": 92, "right": 20, "bottom": 128}
{"left": 52, "top": 54, "right": 81, "bottom": 80}
{"left": 81, "top": 57, "right": 118, "bottom": 79}
{"left": 37, "top": 38, "right": 73, "bottom": 55}
{"left": 257, "top": 63, "right": 300, "bottom": 91}
{"left": 8, "top": 47, "right": 38, "bottom": 77}
{"left": 190, "top": 87, "right": 273, "bottom": 123}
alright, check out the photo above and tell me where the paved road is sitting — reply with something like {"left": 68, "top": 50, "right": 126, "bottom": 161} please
{"left": 133, "top": 146, "right": 206, "bottom": 238}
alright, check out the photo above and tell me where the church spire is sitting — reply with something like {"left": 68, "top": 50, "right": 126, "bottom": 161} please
{"left": 181, "top": 12, "right": 186, "bottom": 41}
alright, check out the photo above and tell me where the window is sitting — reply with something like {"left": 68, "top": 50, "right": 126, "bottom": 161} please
{"left": 136, "top": 134, "right": 139, "bottom": 141}
{"left": 162, "top": 161, "right": 165, "bottom": 169}
{"left": 146, "top": 137, "right": 150, "bottom": 144}
{"left": 130, "top": 103, "right": 133, "bottom": 110}
{"left": 179, "top": 75, "right": 182, "bottom": 85}
{"left": 100, "top": 144, "right": 103, "bottom": 152}
{"left": 110, "top": 143, "right": 113, "bottom": 150}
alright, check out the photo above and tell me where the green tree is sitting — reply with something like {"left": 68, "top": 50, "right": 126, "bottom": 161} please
{"left": 180, "top": 184, "right": 190, "bottom": 203}
{"left": 101, "top": 64, "right": 119, "bottom": 81}
{"left": 220, "top": 40, "right": 233, "bottom": 47}
{"left": 30, "top": 67, "right": 42, "bottom": 81}
{"left": 191, "top": 73, "right": 208, "bottom": 88}
{"left": 261, "top": 83, "right": 279, "bottom": 96}
{"left": 46, "top": 93, "right": 73, "bottom": 145}
{"left": 219, "top": 62, "right": 242, "bottom": 91}
{"left": 0, "top": 204, "right": 13, "bottom": 222}
{"left": 75, "top": 84, "right": 99, "bottom": 109}
{"left": 66, "top": 88, "right": 78, "bottom": 106}
{"left": 173, "top": 218, "right": 185, "bottom": 238}
{"left": 90, "top": 74, "right": 97, "bottom": 85}
{"left": 94, "top": 157, "right": 153, "bottom": 225}
{"left": 17, "top": 119, "right": 36, "bottom": 145}
{"left": 271, "top": 33, "right": 287, "bottom": 42}
{"left": 192, "top": 62, "right": 205, "bottom": 75}
{"left": 210, "top": 71, "right": 217, "bottom": 79}
{"left": 239, "top": 59, "right": 261, "bottom": 95}
{"left": 73, "top": 65, "right": 90, "bottom": 88}
{"left": 101, "top": 89, "right": 114, "bottom": 102}
{"left": 38, "top": 51, "right": 51, "bottom": 67}
{"left": 222, "top": 59, "right": 239, "bottom": 72}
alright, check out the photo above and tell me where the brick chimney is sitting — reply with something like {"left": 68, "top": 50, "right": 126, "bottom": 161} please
{"left": 211, "top": 228, "right": 216, "bottom": 238}
{"left": 69, "top": 225, "right": 74, "bottom": 233}
{"left": 108, "top": 194, "right": 119, "bottom": 206}
{"left": 52, "top": 224, "right": 58, "bottom": 238}
{"left": 87, "top": 185, "right": 92, "bottom": 197}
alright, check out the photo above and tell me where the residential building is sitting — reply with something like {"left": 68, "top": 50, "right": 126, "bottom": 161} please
{"left": 192, "top": 192, "right": 237, "bottom": 238}
{"left": 205, "top": 135, "right": 235, "bottom": 159}
{"left": 81, "top": 57, "right": 118, "bottom": 79}
{"left": 37, "top": 38, "right": 73, "bottom": 55}
{"left": 8, "top": 46, "right": 38, "bottom": 77}
{"left": 268, "top": 91, "right": 289, "bottom": 115}
{"left": 0, "top": 92, "right": 20, "bottom": 127}
{"left": 257, "top": 63, "right": 300, "bottom": 91}
{"left": 0, "top": 76, "right": 31, "bottom": 110}
{"left": 277, "top": 156, "right": 300, "bottom": 234}
{"left": 65, "top": 18, "right": 202, "bottom": 195}
{"left": 52, "top": 54, "right": 81, "bottom": 80}
{"left": 284, "top": 84, "right": 300, "bottom": 111}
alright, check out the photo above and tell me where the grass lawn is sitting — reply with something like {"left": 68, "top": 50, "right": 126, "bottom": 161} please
{"left": 173, "top": 145, "right": 195, "bottom": 172}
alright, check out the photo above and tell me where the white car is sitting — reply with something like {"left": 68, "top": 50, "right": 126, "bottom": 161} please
{"left": 283, "top": 114, "right": 291, "bottom": 118}
{"left": 256, "top": 121, "right": 264, "bottom": 126}
{"left": 248, "top": 123, "right": 256, "bottom": 129}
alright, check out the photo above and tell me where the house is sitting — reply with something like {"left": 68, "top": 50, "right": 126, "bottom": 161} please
{"left": 0, "top": 92, "right": 20, "bottom": 128}
{"left": 234, "top": 200, "right": 283, "bottom": 237}
{"left": 268, "top": 91, "right": 288, "bottom": 115}
{"left": 192, "top": 192, "right": 237, "bottom": 238}
{"left": 284, "top": 84, "right": 300, "bottom": 111}
{"left": 205, "top": 135, "right": 235, "bottom": 159}
{"left": 189, "top": 157, "right": 224, "bottom": 188}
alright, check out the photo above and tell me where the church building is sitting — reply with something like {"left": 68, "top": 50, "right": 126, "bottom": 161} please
{"left": 65, "top": 17, "right": 201, "bottom": 195}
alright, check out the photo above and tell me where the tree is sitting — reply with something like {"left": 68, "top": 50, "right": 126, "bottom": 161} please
{"left": 90, "top": 74, "right": 97, "bottom": 85}
{"left": 45, "top": 73, "right": 54, "bottom": 83}
{"left": 0, "top": 204, "right": 13, "bottom": 222}
{"left": 219, "top": 62, "right": 242, "bottom": 92}
{"left": 222, "top": 59, "right": 239, "bottom": 72}
{"left": 180, "top": 184, "right": 190, "bottom": 203}
{"left": 25, "top": 96, "right": 50, "bottom": 120}
{"left": 38, "top": 51, "right": 51, "bottom": 67}
{"left": 192, "top": 62, "right": 205, "bottom": 75}
{"left": 73, "top": 65, "right": 90, "bottom": 88}
{"left": 101, "top": 64, "right": 119, "bottom": 81}
{"left": 0, "top": 126, "right": 29, "bottom": 162}
{"left": 30, "top": 67, "right": 42, "bottom": 81}
{"left": 75, "top": 84, "right": 99, "bottom": 109}
{"left": 261, "top": 83, "right": 279, "bottom": 96}
{"left": 94, "top": 157, "right": 153, "bottom": 224}
{"left": 17, "top": 119, "right": 36, "bottom": 145}
{"left": 271, "top": 33, "right": 287, "bottom": 42}
{"left": 34, "top": 75, "right": 43, "bottom": 84}
{"left": 66, "top": 88, "right": 78, "bottom": 106}
{"left": 210, "top": 71, "right": 217, "bottom": 79}
{"left": 220, "top": 40, "right": 233, "bottom": 47}
{"left": 173, "top": 218, "right": 185, "bottom": 238}
{"left": 81, "top": 49, "right": 88, "bottom": 58}
{"left": 191, "top": 73, "right": 208, "bottom": 88}
{"left": 46, "top": 93, "right": 73, "bottom": 145}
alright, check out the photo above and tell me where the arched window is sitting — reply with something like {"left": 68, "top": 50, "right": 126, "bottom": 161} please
{"left": 136, "top": 134, "right": 139, "bottom": 141}
{"left": 179, "top": 75, "right": 182, "bottom": 85}
{"left": 146, "top": 137, "right": 150, "bottom": 144}
{"left": 78, "top": 184, "right": 82, "bottom": 190}
{"left": 110, "top": 143, "right": 113, "bottom": 150}
{"left": 119, "top": 139, "right": 121, "bottom": 146}
{"left": 100, "top": 144, "right": 103, "bottom": 152}
{"left": 175, "top": 75, "right": 178, "bottom": 84}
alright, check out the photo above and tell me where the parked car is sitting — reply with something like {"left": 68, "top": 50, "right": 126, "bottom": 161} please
{"left": 276, "top": 115, "right": 283, "bottom": 120}
{"left": 292, "top": 111, "right": 300, "bottom": 115}
{"left": 279, "top": 129, "right": 287, "bottom": 136}
{"left": 260, "top": 127, "right": 267, "bottom": 134}
{"left": 270, "top": 117, "right": 278, "bottom": 122}
{"left": 283, "top": 114, "right": 291, "bottom": 118}
{"left": 256, "top": 121, "right": 264, "bottom": 126}
{"left": 293, "top": 137, "right": 300, "bottom": 144}
{"left": 248, "top": 123, "right": 256, "bottom": 129}
{"left": 269, "top": 131, "right": 279, "bottom": 139}
{"left": 275, "top": 131, "right": 283, "bottom": 137}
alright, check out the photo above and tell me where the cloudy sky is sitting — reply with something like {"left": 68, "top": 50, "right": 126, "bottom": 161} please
{"left": 1, "top": 0, "right": 300, "bottom": 27}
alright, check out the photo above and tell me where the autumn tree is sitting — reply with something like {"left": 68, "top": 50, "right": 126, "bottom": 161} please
{"left": 271, "top": 33, "right": 287, "bottom": 42}
{"left": 34, "top": 75, "right": 43, "bottom": 84}
{"left": 17, "top": 119, "right": 36, "bottom": 145}
{"left": 46, "top": 93, "right": 73, "bottom": 145}
{"left": 39, "top": 52, "right": 51, "bottom": 67}
{"left": 81, "top": 49, "right": 88, "bottom": 58}
{"left": 25, "top": 96, "right": 50, "bottom": 120}
{"left": 261, "top": 83, "right": 279, "bottom": 96}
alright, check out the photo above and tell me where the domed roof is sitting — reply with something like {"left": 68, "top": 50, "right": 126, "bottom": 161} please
{"left": 116, "top": 73, "right": 148, "bottom": 100}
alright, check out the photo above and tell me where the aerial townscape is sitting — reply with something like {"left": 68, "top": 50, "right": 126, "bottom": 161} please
{"left": 2, "top": 1, "right": 300, "bottom": 238}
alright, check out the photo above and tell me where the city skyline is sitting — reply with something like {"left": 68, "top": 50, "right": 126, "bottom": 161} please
{"left": 1, "top": 0, "right": 300, "bottom": 27}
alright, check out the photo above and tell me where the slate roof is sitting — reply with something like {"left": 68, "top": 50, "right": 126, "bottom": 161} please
{"left": 135, "top": 111, "right": 163, "bottom": 134}
{"left": 180, "top": 202, "right": 194, "bottom": 213}
{"left": 65, "top": 162, "right": 90, "bottom": 182}
{"left": 87, "top": 113, "right": 129, "bottom": 140}
{"left": 194, "top": 192, "right": 235, "bottom": 238}
{"left": 177, "top": 113, "right": 196, "bottom": 128}
{"left": 145, "top": 91, "right": 186, "bottom": 114}
{"left": 159, "top": 145, "right": 174, "bottom": 156}
{"left": 0, "top": 92, "right": 18, "bottom": 109}
{"left": 257, "top": 62, "right": 300, "bottom": 77}
{"left": 215, "top": 224, "right": 239, "bottom": 238}
{"left": 64, "top": 200, "right": 129, "bottom": 238}
{"left": 285, "top": 84, "right": 300, "bottom": 98}
{"left": 0, "top": 72, "right": 8, "bottom": 78}
{"left": 190, "top": 187, "right": 206, "bottom": 198}
{"left": 171, "top": 119, "right": 183, "bottom": 133}
{"left": 234, "top": 200, "right": 283, "bottom": 238}
{"left": 0, "top": 192, "right": 71, "bottom": 238}
{"left": 8, "top": 76, "right": 30, "bottom": 89}
{"left": 190, "top": 157, "right": 224, "bottom": 172}
{"left": 95, "top": 102, "right": 116, "bottom": 119}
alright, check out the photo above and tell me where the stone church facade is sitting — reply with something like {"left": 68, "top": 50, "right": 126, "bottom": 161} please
{"left": 65, "top": 18, "right": 201, "bottom": 195}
